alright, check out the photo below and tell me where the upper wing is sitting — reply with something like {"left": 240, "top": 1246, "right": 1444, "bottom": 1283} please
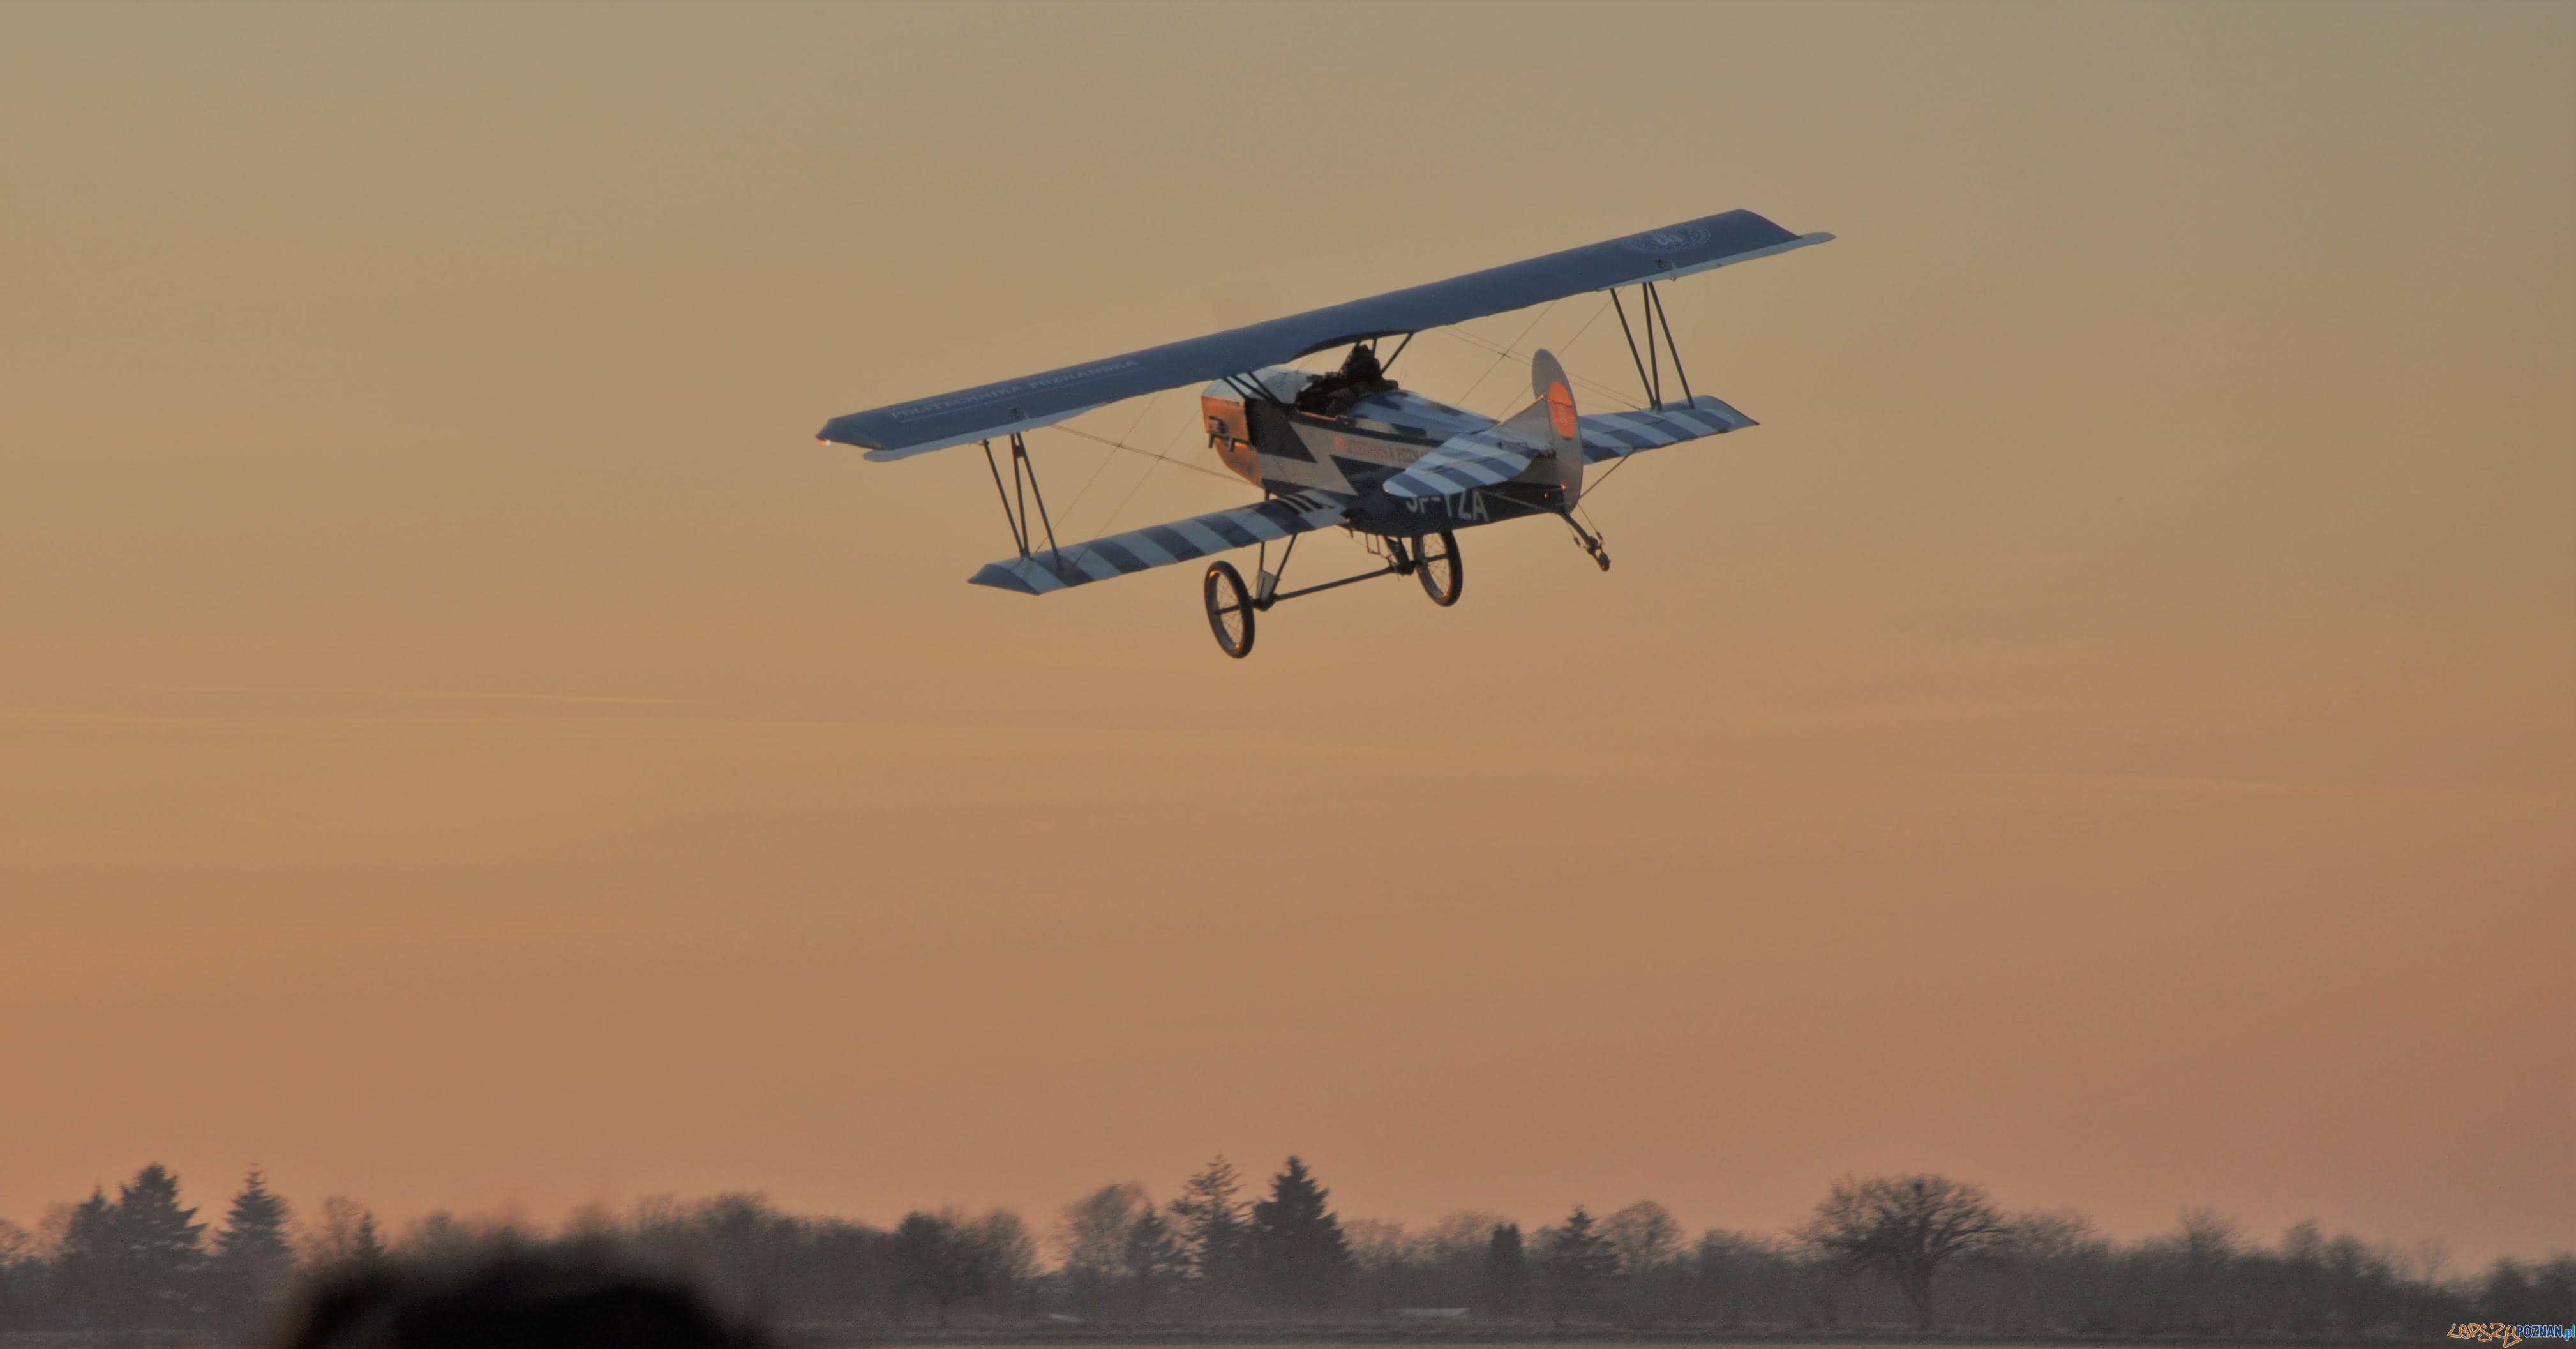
{"left": 820, "top": 211, "right": 1831, "bottom": 461}
{"left": 969, "top": 490, "right": 1349, "bottom": 595}
{"left": 1578, "top": 396, "right": 1758, "bottom": 463}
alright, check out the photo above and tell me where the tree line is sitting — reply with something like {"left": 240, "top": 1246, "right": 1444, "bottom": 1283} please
{"left": 1, "top": 1158, "right": 2566, "bottom": 1339}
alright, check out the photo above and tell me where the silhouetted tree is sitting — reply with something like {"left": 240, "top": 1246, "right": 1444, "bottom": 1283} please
{"left": 0, "top": 1219, "right": 38, "bottom": 1332}
{"left": 1798, "top": 1173, "right": 2009, "bottom": 1330}
{"left": 1481, "top": 1223, "right": 1530, "bottom": 1319}
{"left": 1247, "top": 1156, "right": 1351, "bottom": 1313}
{"left": 960, "top": 1209, "right": 1036, "bottom": 1315}
{"left": 1604, "top": 1201, "right": 1684, "bottom": 1275}
{"left": 894, "top": 1210, "right": 980, "bottom": 1326}
{"left": 1541, "top": 1207, "right": 1619, "bottom": 1321}
{"left": 49, "top": 1189, "right": 117, "bottom": 1325}
{"left": 352, "top": 1212, "right": 385, "bottom": 1265}
{"left": 304, "top": 1196, "right": 388, "bottom": 1274}
{"left": 1167, "top": 1157, "right": 1249, "bottom": 1304}
{"left": 2482, "top": 1255, "right": 2576, "bottom": 1325}
{"left": 75, "top": 1165, "right": 209, "bottom": 1329}
{"left": 213, "top": 1167, "right": 297, "bottom": 1327}
{"left": 1056, "top": 1184, "right": 1148, "bottom": 1316}
{"left": 1605, "top": 1200, "right": 1687, "bottom": 1316}
{"left": 1692, "top": 1229, "right": 1797, "bottom": 1327}
{"left": 392, "top": 1210, "right": 488, "bottom": 1267}
{"left": 1123, "top": 1207, "right": 1187, "bottom": 1315}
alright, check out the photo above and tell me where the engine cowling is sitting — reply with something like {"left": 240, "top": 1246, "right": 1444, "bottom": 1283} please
{"left": 1199, "top": 368, "right": 1310, "bottom": 486}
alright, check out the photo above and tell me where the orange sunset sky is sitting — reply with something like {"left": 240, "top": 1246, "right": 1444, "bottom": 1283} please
{"left": 3, "top": 3, "right": 2570, "bottom": 1266}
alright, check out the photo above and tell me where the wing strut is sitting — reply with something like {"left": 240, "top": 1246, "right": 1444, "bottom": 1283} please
{"left": 1609, "top": 282, "right": 1697, "bottom": 411}
{"left": 980, "top": 432, "right": 1063, "bottom": 564}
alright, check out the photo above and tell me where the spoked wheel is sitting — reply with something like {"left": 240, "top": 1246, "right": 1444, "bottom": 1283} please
{"left": 1203, "top": 561, "right": 1256, "bottom": 658}
{"left": 1414, "top": 530, "right": 1463, "bottom": 607}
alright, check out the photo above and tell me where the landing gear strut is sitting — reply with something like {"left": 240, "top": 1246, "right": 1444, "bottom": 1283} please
{"left": 1201, "top": 529, "right": 1467, "bottom": 658}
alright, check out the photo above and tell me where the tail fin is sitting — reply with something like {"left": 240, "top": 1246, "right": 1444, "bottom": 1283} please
{"left": 1495, "top": 349, "right": 1582, "bottom": 507}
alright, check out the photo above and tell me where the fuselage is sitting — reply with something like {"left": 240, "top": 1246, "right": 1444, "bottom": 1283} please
{"left": 1200, "top": 368, "right": 1564, "bottom": 537}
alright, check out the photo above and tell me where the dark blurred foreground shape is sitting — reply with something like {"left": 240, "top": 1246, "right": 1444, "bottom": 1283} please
{"left": 275, "top": 1255, "right": 766, "bottom": 1349}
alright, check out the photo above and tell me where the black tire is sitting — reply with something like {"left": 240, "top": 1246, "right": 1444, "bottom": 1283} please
{"left": 1415, "top": 531, "right": 1463, "bottom": 607}
{"left": 1203, "top": 561, "right": 1256, "bottom": 658}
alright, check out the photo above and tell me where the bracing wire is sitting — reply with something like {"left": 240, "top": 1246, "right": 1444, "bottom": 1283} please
{"left": 1430, "top": 296, "right": 1637, "bottom": 409}
{"left": 1091, "top": 423, "right": 1198, "bottom": 536}
{"left": 1049, "top": 422, "right": 1239, "bottom": 485}
{"left": 1058, "top": 389, "right": 1164, "bottom": 520}
{"left": 1449, "top": 299, "right": 1560, "bottom": 412}
{"left": 1051, "top": 412, "right": 1248, "bottom": 540}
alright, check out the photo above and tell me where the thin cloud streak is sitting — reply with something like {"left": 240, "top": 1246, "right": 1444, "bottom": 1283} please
{"left": 118, "top": 684, "right": 687, "bottom": 706}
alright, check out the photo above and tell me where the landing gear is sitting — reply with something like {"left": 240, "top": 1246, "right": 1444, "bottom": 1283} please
{"left": 1414, "top": 531, "right": 1463, "bottom": 606}
{"left": 1204, "top": 561, "right": 1255, "bottom": 659}
{"left": 1199, "top": 530, "right": 1460, "bottom": 658}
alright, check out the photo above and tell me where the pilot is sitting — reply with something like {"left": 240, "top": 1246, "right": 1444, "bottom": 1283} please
{"left": 1296, "top": 342, "right": 1397, "bottom": 416}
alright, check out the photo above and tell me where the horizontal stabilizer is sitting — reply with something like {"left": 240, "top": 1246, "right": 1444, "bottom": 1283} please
{"left": 1381, "top": 434, "right": 1534, "bottom": 500}
{"left": 970, "top": 491, "right": 1350, "bottom": 595}
{"left": 1578, "top": 396, "right": 1757, "bottom": 463}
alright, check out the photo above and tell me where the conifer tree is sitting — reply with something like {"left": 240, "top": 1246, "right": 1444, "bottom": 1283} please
{"left": 1247, "top": 1156, "right": 1352, "bottom": 1313}
{"left": 48, "top": 1189, "right": 116, "bottom": 1325}
{"left": 1123, "top": 1207, "right": 1187, "bottom": 1314}
{"left": 65, "top": 1165, "right": 208, "bottom": 1329}
{"left": 1167, "top": 1157, "right": 1249, "bottom": 1302}
{"left": 1541, "top": 1206, "right": 1618, "bottom": 1322}
{"left": 351, "top": 1212, "right": 384, "bottom": 1265}
{"left": 212, "top": 1168, "right": 296, "bottom": 1325}
{"left": 1481, "top": 1222, "right": 1531, "bottom": 1318}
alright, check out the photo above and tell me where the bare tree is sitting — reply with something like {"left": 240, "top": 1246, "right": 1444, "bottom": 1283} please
{"left": 1604, "top": 1201, "right": 1685, "bottom": 1274}
{"left": 1344, "top": 1219, "right": 1414, "bottom": 1274}
{"left": 2005, "top": 1209, "right": 2103, "bottom": 1263}
{"left": 1693, "top": 1229, "right": 1793, "bottom": 1327}
{"left": 962, "top": 1209, "right": 1037, "bottom": 1311}
{"left": 2174, "top": 1207, "right": 2240, "bottom": 1273}
{"left": 1421, "top": 1212, "right": 1509, "bottom": 1266}
{"left": 1055, "top": 1184, "right": 1148, "bottom": 1316}
{"left": 1797, "top": 1173, "right": 2011, "bottom": 1330}
{"left": 895, "top": 1211, "right": 978, "bottom": 1327}
{"left": 301, "top": 1196, "right": 380, "bottom": 1272}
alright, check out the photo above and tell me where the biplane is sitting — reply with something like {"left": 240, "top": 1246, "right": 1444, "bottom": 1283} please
{"left": 816, "top": 209, "right": 1831, "bottom": 657}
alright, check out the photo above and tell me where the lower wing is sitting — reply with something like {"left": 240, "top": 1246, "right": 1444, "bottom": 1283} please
{"left": 968, "top": 490, "right": 1351, "bottom": 594}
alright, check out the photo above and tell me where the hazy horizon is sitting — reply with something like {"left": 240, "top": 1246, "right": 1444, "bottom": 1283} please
{"left": 3, "top": 1, "right": 2568, "bottom": 1274}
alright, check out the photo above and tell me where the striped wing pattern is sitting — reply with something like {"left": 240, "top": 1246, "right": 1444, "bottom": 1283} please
{"left": 1381, "top": 432, "right": 1534, "bottom": 500}
{"left": 969, "top": 491, "right": 1350, "bottom": 595}
{"left": 1577, "top": 396, "right": 1757, "bottom": 463}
